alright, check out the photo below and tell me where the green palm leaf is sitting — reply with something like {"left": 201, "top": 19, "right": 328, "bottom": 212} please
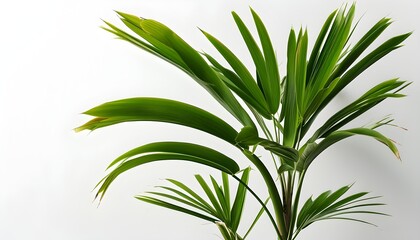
{"left": 232, "top": 11, "right": 277, "bottom": 114}
{"left": 250, "top": 8, "right": 281, "bottom": 113}
{"left": 203, "top": 52, "right": 272, "bottom": 116}
{"left": 282, "top": 28, "right": 302, "bottom": 147}
{"left": 310, "top": 79, "right": 409, "bottom": 140}
{"left": 106, "top": 141, "right": 241, "bottom": 171}
{"left": 200, "top": 29, "right": 272, "bottom": 119}
{"left": 94, "top": 142, "right": 240, "bottom": 200}
{"left": 137, "top": 169, "right": 251, "bottom": 239}
{"left": 137, "top": 195, "right": 218, "bottom": 222}
{"left": 301, "top": 126, "right": 400, "bottom": 170}
{"left": 296, "top": 185, "right": 385, "bottom": 232}
{"left": 106, "top": 12, "right": 256, "bottom": 128}
{"left": 76, "top": 97, "right": 239, "bottom": 145}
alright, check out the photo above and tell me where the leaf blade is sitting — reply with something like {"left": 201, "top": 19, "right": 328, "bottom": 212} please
{"left": 76, "top": 98, "right": 239, "bottom": 145}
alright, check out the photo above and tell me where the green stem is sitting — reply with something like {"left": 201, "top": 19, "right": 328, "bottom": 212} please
{"left": 243, "top": 150, "right": 287, "bottom": 239}
{"left": 287, "top": 170, "right": 306, "bottom": 240}
{"left": 270, "top": 152, "right": 280, "bottom": 175}
{"left": 231, "top": 176, "right": 280, "bottom": 239}
{"left": 273, "top": 118, "right": 279, "bottom": 143}
{"left": 243, "top": 197, "right": 270, "bottom": 239}
{"left": 248, "top": 105, "right": 274, "bottom": 141}
{"left": 284, "top": 171, "right": 294, "bottom": 230}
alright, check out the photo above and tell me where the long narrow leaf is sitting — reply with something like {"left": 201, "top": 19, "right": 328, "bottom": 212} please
{"left": 250, "top": 8, "right": 281, "bottom": 113}
{"left": 76, "top": 98, "right": 239, "bottom": 145}
{"left": 157, "top": 185, "right": 216, "bottom": 215}
{"left": 201, "top": 30, "right": 271, "bottom": 119}
{"left": 210, "top": 176, "right": 231, "bottom": 222}
{"left": 231, "top": 167, "right": 250, "bottom": 232}
{"left": 283, "top": 29, "right": 299, "bottom": 147}
{"left": 136, "top": 196, "right": 218, "bottom": 222}
{"left": 95, "top": 153, "right": 239, "bottom": 200}
{"left": 232, "top": 12, "right": 275, "bottom": 113}
{"left": 166, "top": 179, "right": 216, "bottom": 214}
{"left": 302, "top": 127, "right": 400, "bottom": 170}
{"left": 107, "top": 141, "right": 240, "bottom": 172}
{"left": 108, "top": 13, "right": 256, "bottom": 128}
{"left": 195, "top": 175, "right": 226, "bottom": 220}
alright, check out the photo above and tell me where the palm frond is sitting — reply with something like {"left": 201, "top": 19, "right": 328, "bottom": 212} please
{"left": 296, "top": 185, "right": 386, "bottom": 233}
{"left": 107, "top": 12, "right": 256, "bottom": 128}
{"left": 137, "top": 168, "right": 251, "bottom": 239}
{"left": 76, "top": 97, "right": 239, "bottom": 145}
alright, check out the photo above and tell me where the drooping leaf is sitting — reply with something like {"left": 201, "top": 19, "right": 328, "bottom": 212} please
{"left": 95, "top": 142, "right": 241, "bottom": 200}
{"left": 234, "top": 127, "right": 299, "bottom": 165}
{"left": 258, "top": 139, "right": 299, "bottom": 167}
{"left": 107, "top": 13, "right": 256, "bottom": 128}
{"left": 107, "top": 141, "right": 240, "bottom": 172}
{"left": 311, "top": 79, "right": 408, "bottom": 140}
{"left": 302, "top": 127, "right": 400, "bottom": 170}
{"left": 76, "top": 98, "right": 239, "bottom": 145}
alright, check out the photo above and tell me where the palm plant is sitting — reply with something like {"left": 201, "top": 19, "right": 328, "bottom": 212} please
{"left": 77, "top": 4, "right": 410, "bottom": 240}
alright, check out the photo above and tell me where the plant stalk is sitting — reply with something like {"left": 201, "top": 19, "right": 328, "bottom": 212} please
{"left": 243, "top": 150, "right": 287, "bottom": 239}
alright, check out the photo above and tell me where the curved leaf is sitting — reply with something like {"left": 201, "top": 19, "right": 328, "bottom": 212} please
{"left": 96, "top": 150, "right": 240, "bottom": 200}
{"left": 107, "top": 141, "right": 240, "bottom": 172}
{"left": 302, "top": 127, "right": 400, "bottom": 170}
{"left": 258, "top": 139, "right": 299, "bottom": 165}
{"left": 235, "top": 127, "right": 299, "bottom": 165}
{"left": 310, "top": 79, "right": 408, "bottom": 140}
{"left": 76, "top": 98, "right": 239, "bottom": 145}
{"left": 242, "top": 150, "right": 287, "bottom": 237}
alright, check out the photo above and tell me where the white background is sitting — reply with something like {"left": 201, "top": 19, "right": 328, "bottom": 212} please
{"left": 0, "top": 0, "right": 419, "bottom": 239}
